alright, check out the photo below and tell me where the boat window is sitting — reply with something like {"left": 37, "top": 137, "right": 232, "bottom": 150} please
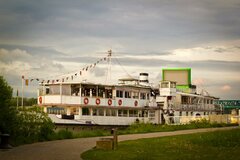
{"left": 140, "top": 93, "right": 146, "bottom": 99}
{"left": 129, "top": 110, "right": 138, "bottom": 117}
{"left": 49, "top": 85, "right": 59, "bottom": 95}
{"left": 138, "top": 110, "right": 143, "bottom": 117}
{"left": 181, "top": 96, "right": 188, "bottom": 104}
{"left": 98, "top": 87, "right": 104, "bottom": 97}
{"left": 129, "top": 110, "right": 134, "bottom": 117}
{"left": 92, "top": 109, "right": 97, "bottom": 116}
{"left": 146, "top": 93, "right": 150, "bottom": 100}
{"left": 46, "top": 88, "right": 50, "bottom": 95}
{"left": 92, "top": 88, "right": 97, "bottom": 97}
{"left": 149, "top": 111, "right": 155, "bottom": 117}
{"left": 161, "top": 82, "right": 169, "bottom": 88}
{"left": 106, "top": 89, "right": 112, "bottom": 98}
{"left": 71, "top": 84, "right": 79, "bottom": 96}
{"left": 83, "top": 88, "right": 90, "bottom": 97}
{"left": 118, "top": 110, "right": 123, "bottom": 117}
{"left": 82, "top": 108, "right": 90, "bottom": 115}
{"left": 106, "top": 109, "right": 111, "bottom": 116}
{"left": 123, "top": 110, "right": 128, "bottom": 117}
{"left": 125, "top": 91, "right": 131, "bottom": 98}
{"left": 170, "top": 82, "right": 176, "bottom": 88}
{"left": 112, "top": 110, "right": 117, "bottom": 116}
{"left": 116, "top": 90, "right": 123, "bottom": 98}
{"left": 143, "top": 110, "right": 148, "bottom": 117}
{"left": 210, "top": 100, "right": 213, "bottom": 104}
{"left": 98, "top": 108, "right": 104, "bottom": 116}
{"left": 62, "top": 85, "right": 71, "bottom": 95}
{"left": 132, "top": 92, "right": 139, "bottom": 99}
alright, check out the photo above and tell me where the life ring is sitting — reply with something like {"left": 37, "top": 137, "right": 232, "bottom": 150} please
{"left": 96, "top": 98, "right": 101, "bottom": 105}
{"left": 134, "top": 100, "right": 138, "bottom": 107}
{"left": 39, "top": 96, "right": 42, "bottom": 104}
{"left": 118, "top": 99, "right": 122, "bottom": 106}
{"left": 84, "top": 98, "right": 89, "bottom": 105}
{"left": 108, "top": 99, "right": 112, "bottom": 106}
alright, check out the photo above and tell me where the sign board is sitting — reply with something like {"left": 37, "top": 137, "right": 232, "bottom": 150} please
{"left": 214, "top": 100, "right": 240, "bottom": 109}
{"left": 162, "top": 68, "right": 191, "bottom": 86}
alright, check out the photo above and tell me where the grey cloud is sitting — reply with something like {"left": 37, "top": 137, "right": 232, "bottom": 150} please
{"left": 1, "top": 0, "right": 240, "bottom": 50}
{"left": 0, "top": 44, "right": 65, "bottom": 58}
{"left": 112, "top": 57, "right": 240, "bottom": 72}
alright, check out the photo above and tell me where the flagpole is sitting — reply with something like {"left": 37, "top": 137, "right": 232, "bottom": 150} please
{"left": 17, "top": 89, "right": 19, "bottom": 109}
{"left": 22, "top": 76, "right": 24, "bottom": 109}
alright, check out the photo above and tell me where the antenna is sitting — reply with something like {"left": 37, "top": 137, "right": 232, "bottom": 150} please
{"left": 105, "top": 49, "right": 112, "bottom": 84}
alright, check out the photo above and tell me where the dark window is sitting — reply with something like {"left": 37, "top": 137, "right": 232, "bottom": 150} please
{"left": 82, "top": 108, "right": 90, "bottom": 115}
{"left": 117, "top": 90, "right": 123, "bottom": 98}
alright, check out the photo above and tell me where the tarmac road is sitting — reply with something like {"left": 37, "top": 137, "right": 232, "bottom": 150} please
{"left": 0, "top": 126, "right": 238, "bottom": 160}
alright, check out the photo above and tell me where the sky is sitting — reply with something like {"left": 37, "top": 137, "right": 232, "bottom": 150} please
{"left": 0, "top": 0, "right": 240, "bottom": 99}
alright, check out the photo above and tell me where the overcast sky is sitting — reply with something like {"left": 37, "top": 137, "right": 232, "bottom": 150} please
{"left": 0, "top": 0, "right": 240, "bottom": 99}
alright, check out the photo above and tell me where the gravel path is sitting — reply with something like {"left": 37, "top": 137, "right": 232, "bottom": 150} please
{"left": 0, "top": 126, "right": 238, "bottom": 160}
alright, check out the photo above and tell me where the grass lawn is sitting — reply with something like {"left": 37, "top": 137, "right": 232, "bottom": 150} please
{"left": 81, "top": 128, "right": 240, "bottom": 160}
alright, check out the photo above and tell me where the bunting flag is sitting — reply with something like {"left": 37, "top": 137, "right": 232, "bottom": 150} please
{"left": 21, "top": 52, "right": 110, "bottom": 85}
{"left": 25, "top": 79, "right": 29, "bottom": 86}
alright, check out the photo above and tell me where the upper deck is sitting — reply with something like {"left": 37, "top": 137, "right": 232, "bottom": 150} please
{"left": 38, "top": 81, "right": 157, "bottom": 108}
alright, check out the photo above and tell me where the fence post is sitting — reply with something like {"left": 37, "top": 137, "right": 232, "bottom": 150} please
{"left": 238, "top": 109, "right": 240, "bottom": 127}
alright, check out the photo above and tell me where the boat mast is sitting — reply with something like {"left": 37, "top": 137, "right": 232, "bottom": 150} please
{"left": 106, "top": 49, "right": 112, "bottom": 84}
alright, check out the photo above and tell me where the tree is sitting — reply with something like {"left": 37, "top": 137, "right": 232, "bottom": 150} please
{"left": 0, "top": 76, "right": 13, "bottom": 108}
{"left": 0, "top": 76, "right": 54, "bottom": 145}
{"left": 0, "top": 76, "right": 18, "bottom": 134}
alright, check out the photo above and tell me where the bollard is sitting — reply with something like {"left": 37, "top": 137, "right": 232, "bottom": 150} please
{"left": 111, "top": 128, "right": 118, "bottom": 150}
{"left": 0, "top": 134, "right": 12, "bottom": 149}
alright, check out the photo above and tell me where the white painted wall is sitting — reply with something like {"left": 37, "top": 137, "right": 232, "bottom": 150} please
{"left": 74, "top": 115, "right": 152, "bottom": 125}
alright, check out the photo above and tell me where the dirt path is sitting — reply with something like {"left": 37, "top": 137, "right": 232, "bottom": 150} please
{"left": 0, "top": 126, "right": 238, "bottom": 160}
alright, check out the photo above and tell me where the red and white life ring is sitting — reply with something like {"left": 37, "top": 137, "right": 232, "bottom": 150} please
{"left": 84, "top": 97, "right": 89, "bottom": 105}
{"left": 96, "top": 98, "right": 101, "bottom": 105}
{"left": 134, "top": 100, "right": 138, "bottom": 107}
{"left": 118, "top": 99, "right": 122, "bottom": 106}
{"left": 108, "top": 99, "right": 112, "bottom": 106}
{"left": 39, "top": 96, "right": 42, "bottom": 104}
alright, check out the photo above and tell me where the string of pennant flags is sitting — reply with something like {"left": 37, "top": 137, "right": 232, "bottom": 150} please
{"left": 22, "top": 51, "right": 111, "bottom": 86}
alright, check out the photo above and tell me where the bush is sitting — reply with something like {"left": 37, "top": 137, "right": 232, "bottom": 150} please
{"left": 54, "top": 130, "right": 74, "bottom": 140}
{"left": 11, "top": 107, "right": 55, "bottom": 145}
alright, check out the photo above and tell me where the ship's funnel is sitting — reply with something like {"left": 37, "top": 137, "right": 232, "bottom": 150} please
{"left": 139, "top": 73, "right": 149, "bottom": 84}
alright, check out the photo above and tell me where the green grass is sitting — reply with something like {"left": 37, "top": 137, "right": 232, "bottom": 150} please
{"left": 118, "top": 119, "right": 235, "bottom": 135}
{"left": 81, "top": 128, "right": 240, "bottom": 160}
{"left": 48, "top": 119, "right": 236, "bottom": 141}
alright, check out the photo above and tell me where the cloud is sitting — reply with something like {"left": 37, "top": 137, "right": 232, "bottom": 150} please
{"left": 221, "top": 85, "right": 232, "bottom": 91}
{"left": 192, "top": 78, "right": 205, "bottom": 86}
{"left": 0, "top": 1, "right": 240, "bottom": 100}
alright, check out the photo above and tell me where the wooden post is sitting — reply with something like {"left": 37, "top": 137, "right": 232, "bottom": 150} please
{"left": 111, "top": 128, "right": 118, "bottom": 150}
